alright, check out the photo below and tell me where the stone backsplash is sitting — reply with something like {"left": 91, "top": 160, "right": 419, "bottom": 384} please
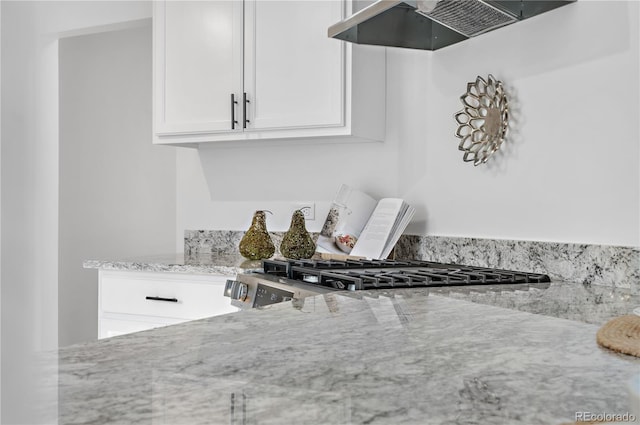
{"left": 185, "top": 230, "right": 639, "bottom": 292}
{"left": 185, "top": 230, "right": 296, "bottom": 258}
{"left": 394, "top": 236, "right": 638, "bottom": 292}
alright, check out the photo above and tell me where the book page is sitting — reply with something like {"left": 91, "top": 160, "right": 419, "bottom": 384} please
{"left": 349, "top": 198, "right": 407, "bottom": 259}
{"left": 316, "top": 184, "right": 378, "bottom": 255}
{"left": 380, "top": 203, "right": 415, "bottom": 259}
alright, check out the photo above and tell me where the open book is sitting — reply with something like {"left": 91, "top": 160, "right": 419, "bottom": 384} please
{"left": 316, "top": 184, "right": 415, "bottom": 260}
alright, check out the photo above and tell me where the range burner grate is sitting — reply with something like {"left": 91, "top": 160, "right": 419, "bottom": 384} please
{"left": 262, "top": 258, "right": 425, "bottom": 276}
{"left": 262, "top": 259, "right": 551, "bottom": 290}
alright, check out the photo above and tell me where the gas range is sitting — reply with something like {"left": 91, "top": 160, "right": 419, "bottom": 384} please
{"left": 224, "top": 258, "right": 551, "bottom": 310}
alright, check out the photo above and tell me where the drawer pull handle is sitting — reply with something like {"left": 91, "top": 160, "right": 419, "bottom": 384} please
{"left": 231, "top": 93, "right": 238, "bottom": 130}
{"left": 145, "top": 296, "right": 178, "bottom": 303}
{"left": 243, "top": 92, "right": 250, "bottom": 128}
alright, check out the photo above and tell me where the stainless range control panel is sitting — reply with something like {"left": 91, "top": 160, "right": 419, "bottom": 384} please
{"left": 224, "top": 272, "right": 331, "bottom": 310}
{"left": 254, "top": 284, "right": 294, "bottom": 307}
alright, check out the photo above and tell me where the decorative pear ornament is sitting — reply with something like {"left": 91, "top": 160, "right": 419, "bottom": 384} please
{"left": 239, "top": 210, "right": 275, "bottom": 260}
{"left": 280, "top": 209, "right": 316, "bottom": 259}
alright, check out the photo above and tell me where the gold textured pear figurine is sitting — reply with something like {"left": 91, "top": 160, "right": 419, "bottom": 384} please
{"left": 280, "top": 209, "right": 316, "bottom": 259}
{"left": 239, "top": 210, "right": 275, "bottom": 260}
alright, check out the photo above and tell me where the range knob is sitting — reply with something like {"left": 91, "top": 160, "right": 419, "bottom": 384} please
{"left": 224, "top": 280, "right": 248, "bottom": 301}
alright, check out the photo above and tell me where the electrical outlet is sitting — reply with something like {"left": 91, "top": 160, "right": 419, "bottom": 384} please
{"left": 293, "top": 203, "right": 315, "bottom": 221}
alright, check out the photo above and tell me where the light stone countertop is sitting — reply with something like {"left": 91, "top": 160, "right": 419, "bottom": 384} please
{"left": 83, "top": 253, "right": 263, "bottom": 276}
{"left": 58, "top": 286, "right": 640, "bottom": 425}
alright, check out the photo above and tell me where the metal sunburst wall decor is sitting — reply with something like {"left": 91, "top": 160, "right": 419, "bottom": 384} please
{"left": 454, "top": 74, "right": 509, "bottom": 166}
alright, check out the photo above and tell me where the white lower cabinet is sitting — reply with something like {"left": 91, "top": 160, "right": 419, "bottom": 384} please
{"left": 98, "top": 270, "right": 239, "bottom": 339}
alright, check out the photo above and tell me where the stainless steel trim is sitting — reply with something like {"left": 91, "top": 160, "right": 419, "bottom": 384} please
{"left": 224, "top": 273, "right": 332, "bottom": 310}
{"left": 328, "top": 0, "right": 410, "bottom": 39}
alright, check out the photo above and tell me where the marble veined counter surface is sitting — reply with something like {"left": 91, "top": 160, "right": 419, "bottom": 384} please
{"left": 58, "top": 289, "right": 640, "bottom": 425}
{"left": 83, "top": 253, "right": 262, "bottom": 276}
{"left": 429, "top": 281, "right": 639, "bottom": 326}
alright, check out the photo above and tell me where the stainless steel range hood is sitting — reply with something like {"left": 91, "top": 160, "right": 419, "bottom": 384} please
{"left": 328, "top": 0, "right": 576, "bottom": 50}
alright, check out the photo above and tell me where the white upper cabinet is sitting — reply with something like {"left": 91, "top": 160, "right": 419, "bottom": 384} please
{"left": 153, "top": 0, "right": 385, "bottom": 145}
{"left": 155, "top": 1, "right": 244, "bottom": 135}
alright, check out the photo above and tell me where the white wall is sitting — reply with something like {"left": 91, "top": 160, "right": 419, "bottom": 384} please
{"left": 59, "top": 24, "right": 176, "bottom": 347}
{"left": 175, "top": 138, "right": 397, "bottom": 249}
{"left": 1, "top": 2, "right": 152, "bottom": 422}
{"left": 178, "top": 0, "right": 639, "bottom": 248}
{"left": 394, "top": 0, "right": 639, "bottom": 246}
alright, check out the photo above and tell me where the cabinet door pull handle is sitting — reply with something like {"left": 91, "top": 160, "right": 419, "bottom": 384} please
{"left": 231, "top": 93, "right": 239, "bottom": 129}
{"left": 243, "top": 92, "right": 250, "bottom": 128}
{"left": 145, "top": 296, "right": 178, "bottom": 303}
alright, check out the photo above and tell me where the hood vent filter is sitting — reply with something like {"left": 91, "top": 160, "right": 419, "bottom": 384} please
{"left": 417, "top": 0, "right": 517, "bottom": 37}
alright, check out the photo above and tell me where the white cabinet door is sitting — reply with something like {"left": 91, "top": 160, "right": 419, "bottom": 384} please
{"left": 98, "top": 271, "right": 240, "bottom": 339}
{"left": 243, "top": 1, "right": 344, "bottom": 131}
{"left": 154, "top": 1, "right": 244, "bottom": 135}
{"left": 101, "top": 274, "right": 231, "bottom": 320}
